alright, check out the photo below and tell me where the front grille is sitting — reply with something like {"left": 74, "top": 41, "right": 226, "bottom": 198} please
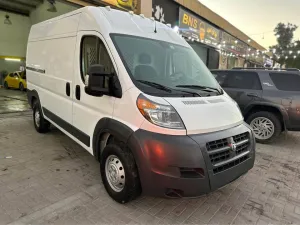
{"left": 206, "top": 132, "right": 250, "bottom": 170}
{"left": 233, "top": 132, "right": 248, "bottom": 143}
{"left": 206, "top": 138, "right": 228, "bottom": 152}
{"left": 236, "top": 142, "right": 248, "bottom": 155}
{"left": 209, "top": 149, "right": 231, "bottom": 164}
{"left": 213, "top": 155, "right": 249, "bottom": 174}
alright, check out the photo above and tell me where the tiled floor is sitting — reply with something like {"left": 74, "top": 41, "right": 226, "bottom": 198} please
{"left": 1, "top": 115, "right": 300, "bottom": 224}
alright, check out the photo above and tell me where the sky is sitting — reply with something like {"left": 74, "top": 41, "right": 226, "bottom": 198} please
{"left": 199, "top": 0, "right": 300, "bottom": 49}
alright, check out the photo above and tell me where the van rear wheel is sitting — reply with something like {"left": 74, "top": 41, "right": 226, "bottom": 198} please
{"left": 33, "top": 102, "right": 50, "bottom": 133}
{"left": 100, "top": 144, "right": 141, "bottom": 203}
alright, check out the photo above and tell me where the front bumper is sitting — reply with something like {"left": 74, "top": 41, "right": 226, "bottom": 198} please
{"left": 128, "top": 123, "right": 255, "bottom": 197}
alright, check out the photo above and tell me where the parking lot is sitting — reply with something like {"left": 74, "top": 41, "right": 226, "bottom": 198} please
{"left": 0, "top": 112, "right": 299, "bottom": 225}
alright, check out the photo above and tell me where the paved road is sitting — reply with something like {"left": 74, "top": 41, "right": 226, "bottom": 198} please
{"left": 0, "top": 88, "right": 30, "bottom": 114}
{"left": 1, "top": 115, "right": 300, "bottom": 224}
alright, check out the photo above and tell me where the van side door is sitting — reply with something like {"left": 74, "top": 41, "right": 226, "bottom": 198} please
{"left": 215, "top": 71, "right": 263, "bottom": 114}
{"left": 72, "top": 32, "right": 116, "bottom": 153}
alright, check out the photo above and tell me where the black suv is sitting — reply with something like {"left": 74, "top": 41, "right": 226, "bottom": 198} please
{"left": 211, "top": 68, "right": 300, "bottom": 143}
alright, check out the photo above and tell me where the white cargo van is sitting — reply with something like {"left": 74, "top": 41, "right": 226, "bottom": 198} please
{"left": 26, "top": 6, "right": 255, "bottom": 203}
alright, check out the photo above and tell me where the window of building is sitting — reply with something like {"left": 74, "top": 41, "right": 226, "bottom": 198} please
{"left": 269, "top": 73, "right": 300, "bottom": 91}
{"left": 80, "top": 36, "right": 115, "bottom": 86}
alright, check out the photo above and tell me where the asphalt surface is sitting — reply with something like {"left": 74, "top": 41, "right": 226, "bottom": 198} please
{"left": 1, "top": 113, "right": 300, "bottom": 224}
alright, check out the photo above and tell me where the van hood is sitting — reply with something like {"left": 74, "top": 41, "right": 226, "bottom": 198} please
{"left": 164, "top": 94, "right": 244, "bottom": 135}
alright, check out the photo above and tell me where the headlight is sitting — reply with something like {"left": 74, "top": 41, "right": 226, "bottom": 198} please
{"left": 137, "top": 94, "right": 185, "bottom": 129}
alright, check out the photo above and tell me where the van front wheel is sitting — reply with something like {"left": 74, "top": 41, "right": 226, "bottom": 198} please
{"left": 33, "top": 102, "right": 50, "bottom": 133}
{"left": 100, "top": 144, "right": 141, "bottom": 203}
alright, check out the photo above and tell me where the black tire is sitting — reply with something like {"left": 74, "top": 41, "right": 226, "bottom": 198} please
{"left": 4, "top": 81, "right": 8, "bottom": 89}
{"left": 33, "top": 101, "right": 50, "bottom": 133}
{"left": 100, "top": 144, "right": 141, "bottom": 203}
{"left": 246, "top": 111, "right": 281, "bottom": 144}
{"left": 19, "top": 83, "right": 24, "bottom": 91}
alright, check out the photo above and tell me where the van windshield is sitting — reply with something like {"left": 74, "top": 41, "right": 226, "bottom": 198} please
{"left": 111, "top": 34, "right": 220, "bottom": 96}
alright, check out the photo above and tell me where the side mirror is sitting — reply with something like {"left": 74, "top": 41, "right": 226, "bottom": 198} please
{"left": 84, "top": 64, "right": 122, "bottom": 98}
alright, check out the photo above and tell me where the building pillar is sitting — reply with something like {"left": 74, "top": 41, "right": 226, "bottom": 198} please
{"left": 138, "top": 0, "right": 152, "bottom": 17}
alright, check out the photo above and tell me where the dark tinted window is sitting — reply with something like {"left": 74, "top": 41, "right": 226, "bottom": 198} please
{"left": 225, "top": 72, "right": 261, "bottom": 90}
{"left": 213, "top": 71, "right": 261, "bottom": 90}
{"left": 212, "top": 71, "right": 228, "bottom": 86}
{"left": 269, "top": 73, "right": 300, "bottom": 91}
{"left": 9, "top": 73, "right": 14, "bottom": 77}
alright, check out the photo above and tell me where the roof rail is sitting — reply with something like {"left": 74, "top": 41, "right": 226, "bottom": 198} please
{"left": 232, "top": 67, "right": 300, "bottom": 72}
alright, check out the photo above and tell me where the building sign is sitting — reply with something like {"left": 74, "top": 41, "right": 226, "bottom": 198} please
{"left": 205, "top": 23, "right": 220, "bottom": 46}
{"left": 152, "top": 0, "right": 179, "bottom": 26}
{"left": 100, "top": 0, "right": 138, "bottom": 12}
{"left": 179, "top": 8, "right": 220, "bottom": 47}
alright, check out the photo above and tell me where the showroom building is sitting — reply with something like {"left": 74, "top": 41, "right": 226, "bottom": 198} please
{"left": 0, "top": 0, "right": 269, "bottom": 79}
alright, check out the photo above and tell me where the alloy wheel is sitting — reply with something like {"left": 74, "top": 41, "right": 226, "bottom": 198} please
{"left": 250, "top": 117, "right": 275, "bottom": 140}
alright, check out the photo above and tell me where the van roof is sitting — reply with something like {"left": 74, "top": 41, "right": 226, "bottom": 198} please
{"left": 29, "top": 6, "right": 188, "bottom": 48}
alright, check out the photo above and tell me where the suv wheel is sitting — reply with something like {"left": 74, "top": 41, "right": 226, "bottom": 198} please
{"left": 246, "top": 111, "right": 281, "bottom": 144}
{"left": 33, "top": 101, "right": 51, "bottom": 133}
{"left": 100, "top": 144, "right": 141, "bottom": 203}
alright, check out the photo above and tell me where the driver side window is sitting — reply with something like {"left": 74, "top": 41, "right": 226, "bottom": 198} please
{"left": 80, "top": 36, "right": 115, "bottom": 88}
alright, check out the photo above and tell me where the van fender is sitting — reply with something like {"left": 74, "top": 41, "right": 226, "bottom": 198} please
{"left": 92, "top": 118, "right": 135, "bottom": 161}
{"left": 27, "top": 89, "right": 40, "bottom": 109}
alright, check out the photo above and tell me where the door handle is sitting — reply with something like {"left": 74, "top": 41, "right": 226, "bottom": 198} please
{"left": 247, "top": 93, "right": 258, "bottom": 98}
{"left": 75, "top": 85, "right": 80, "bottom": 100}
{"left": 66, "top": 82, "right": 70, "bottom": 96}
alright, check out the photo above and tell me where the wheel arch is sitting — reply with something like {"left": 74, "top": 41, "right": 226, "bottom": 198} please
{"left": 244, "top": 103, "right": 287, "bottom": 131}
{"left": 92, "top": 118, "right": 135, "bottom": 162}
{"left": 27, "top": 89, "right": 40, "bottom": 109}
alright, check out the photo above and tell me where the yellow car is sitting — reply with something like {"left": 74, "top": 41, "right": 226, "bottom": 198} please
{"left": 117, "top": 0, "right": 137, "bottom": 10}
{"left": 4, "top": 71, "right": 27, "bottom": 91}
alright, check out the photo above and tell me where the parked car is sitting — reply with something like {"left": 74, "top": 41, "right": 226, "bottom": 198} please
{"left": 4, "top": 71, "right": 27, "bottom": 91}
{"left": 26, "top": 7, "right": 255, "bottom": 203}
{"left": 211, "top": 68, "right": 300, "bottom": 143}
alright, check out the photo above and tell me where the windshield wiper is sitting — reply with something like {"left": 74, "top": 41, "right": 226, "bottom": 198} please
{"left": 176, "top": 85, "right": 223, "bottom": 95}
{"left": 137, "top": 80, "right": 201, "bottom": 97}
{"left": 137, "top": 80, "right": 172, "bottom": 93}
